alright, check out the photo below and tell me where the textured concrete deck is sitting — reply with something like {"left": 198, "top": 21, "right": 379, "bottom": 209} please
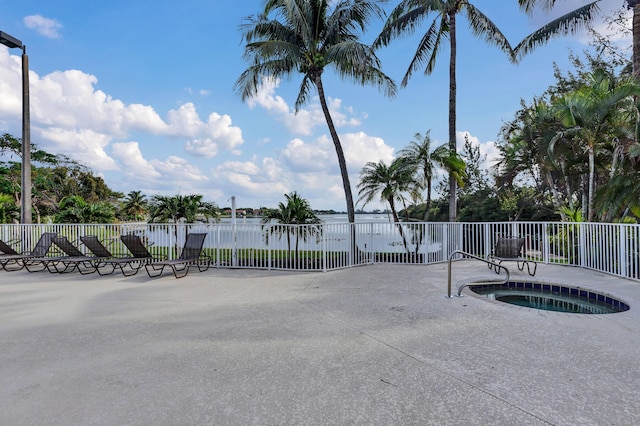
{"left": 1, "top": 262, "right": 638, "bottom": 425}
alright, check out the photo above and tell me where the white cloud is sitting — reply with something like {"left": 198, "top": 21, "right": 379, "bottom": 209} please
{"left": 111, "top": 142, "right": 162, "bottom": 180}
{"left": 151, "top": 156, "right": 209, "bottom": 183}
{"left": 212, "top": 158, "right": 290, "bottom": 204}
{"left": 247, "top": 76, "right": 362, "bottom": 136}
{"left": 0, "top": 49, "right": 243, "bottom": 168}
{"left": 341, "top": 132, "right": 395, "bottom": 170}
{"left": 24, "top": 15, "right": 63, "bottom": 39}
{"left": 36, "top": 127, "right": 119, "bottom": 171}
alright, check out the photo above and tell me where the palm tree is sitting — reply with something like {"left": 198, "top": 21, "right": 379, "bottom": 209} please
{"left": 549, "top": 69, "right": 640, "bottom": 221}
{"left": 357, "top": 157, "right": 417, "bottom": 250}
{"left": 148, "top": 194, "right": 219, "bottom": 224}
{"left": 122, "top": 190, "right": 148, "bottom": 221}
{"left": 375, "top": 1, "right": 514, "bottom": 222}
{"left": 496, "top": 99, "right": 575, "bottom": 216}
{"left": 148, "top": 194, "right": 219, "bottom": 256}
{"left": 55, "top": 195, "right": 116, "bottom": 223}
{"left": 236, "top": 0, "right": 397, "bottom": 224}
{"left": 357, "top": 158, "right": 416, "bottom": 223}
{"left": 398, "top": 130, "right": 466, "bottom": 221}
{"left": 261, "top": 192, "right": 323, "bottom": 253}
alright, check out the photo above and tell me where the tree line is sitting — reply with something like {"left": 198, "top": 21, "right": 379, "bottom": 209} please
{"left": 0, "top": 134, "right": 220, "bottom": 224}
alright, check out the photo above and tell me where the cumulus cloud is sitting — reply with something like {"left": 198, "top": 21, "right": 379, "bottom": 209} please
{"left": 0, "top": 48, "right": 243, "bottom": 175}
{"left": 24, "top": 15, "right": 63, "bottom": 39}
{"left": 212, "top": 158, "right": 290, "bottom": 204}
{"left": 281, "top": 132, "right": 394, "bottom": 175}
{"left": 150, "top": 156, "right": 209, "bottom": 183}
{"left": 246, "top": 76, "right": 361, "bottom": 136}
{"left": 36, "top": 127, "right": 119, "bottom": 171}
{"left": 111, "top": 142, "right": 162, "bottom": 181}
{"left": 213, "top": 130, "right": 396, "bottom": 210}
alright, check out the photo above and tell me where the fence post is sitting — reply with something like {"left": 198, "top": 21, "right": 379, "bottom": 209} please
{"left": 442, "top": 223, "right": 449, "bottom": 260}
{"left": 484, "top": 223, "right": 491, "bottom": 259}
{"left": 322, "top": 223, "right": 327, "bottom": 272}
{"left": 619, "top": 225, "right": 627, "bottom": 278}
{"left": 578, "top": 223, "right": 587, "bottom": 268}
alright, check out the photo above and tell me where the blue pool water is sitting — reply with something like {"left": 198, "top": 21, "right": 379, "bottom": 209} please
{"left": 470, "top": 282, "right": 630, "bottom": 314}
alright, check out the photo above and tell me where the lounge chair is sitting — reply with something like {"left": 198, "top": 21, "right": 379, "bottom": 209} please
{"left": 0, "top": 239, "right": 19, "bottom": 255}
{"left": 0, "top": 232, "right": 57, "bottom": 272}
{"left": 43, "top": 235, "right": 110, "bottom": 274}
{"left": 487, "top": 236, "right": 537, "bottom": 276}
{"left": 145, "top": 232, "right": 210, "bottom": 279}
{"left": 80, "top": 235, "right": 154, "bottom": 277}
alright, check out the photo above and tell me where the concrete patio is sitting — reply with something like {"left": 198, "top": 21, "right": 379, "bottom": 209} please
{"left": 1, "top": 262, "right": 638, "bottom": 425}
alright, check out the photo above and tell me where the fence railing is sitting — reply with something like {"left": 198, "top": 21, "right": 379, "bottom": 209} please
{"left": 1, "top": 221, "right": 639, "bottom": 280}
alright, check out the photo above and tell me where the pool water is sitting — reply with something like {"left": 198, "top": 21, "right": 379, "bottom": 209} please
{"left": 470, "top": 282, "right": 630, "bottom": 314}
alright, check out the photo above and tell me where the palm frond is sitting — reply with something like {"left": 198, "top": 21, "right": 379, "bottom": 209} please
{"left": 514, "top": 2, "right": 600, "bottom": 60}
{"left": 464, "top": 3, "right": 515, "bottom": 62}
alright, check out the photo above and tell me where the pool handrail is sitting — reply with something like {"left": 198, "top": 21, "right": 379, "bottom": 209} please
{"left": 447, "top": 250, "right": 510, "bottom": 298}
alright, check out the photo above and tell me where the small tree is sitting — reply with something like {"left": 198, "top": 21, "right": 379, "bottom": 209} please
{"left": 148, "top": 194, "right": 219, "bottom": 256}
{"left": 55, "top": 195, "right": 116, "bottom": 223}
{"left": 262, "top": 192, "right": 323, "bottom": 254}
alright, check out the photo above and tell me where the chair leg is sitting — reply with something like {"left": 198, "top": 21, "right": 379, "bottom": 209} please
{"left": 145, "top": 263, "right": 167, "bottom": 278}
{"left": 526, "top": 261, "right": 537, "bottom": 276}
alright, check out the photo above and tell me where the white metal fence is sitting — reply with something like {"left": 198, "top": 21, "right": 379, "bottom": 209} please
{"left": 1, "top": 221, "right": 639, "bottom": 280}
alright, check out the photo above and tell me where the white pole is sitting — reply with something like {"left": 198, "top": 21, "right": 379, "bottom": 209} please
{"left": 231, "top": 196, "right": 237, "bottom": 267}
{"left": 231, "top": 196, "right": 237, "bottom": 225}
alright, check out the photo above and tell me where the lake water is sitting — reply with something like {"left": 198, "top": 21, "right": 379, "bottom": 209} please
{"left": 136, "top": 214, "right": 441, "bottom": 256}
{"left": 221, "top": 214, "right": 394, "bottom": 224}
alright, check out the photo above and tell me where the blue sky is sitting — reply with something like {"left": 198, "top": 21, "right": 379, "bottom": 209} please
{"left": 0, "top": 0, "right": 630, "bottom": 211}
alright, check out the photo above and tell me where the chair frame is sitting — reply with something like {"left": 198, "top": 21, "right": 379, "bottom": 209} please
{"left": 145, "top": 233, "right": 211, "bottom": 279}
{"left": 487, "top": 236, "right": 537, "bottom": 276}
{"left": 43, "top": 236, "right": 111, "bottom": 274}
{"left": 0, "top": 239, "right": 20, "bottom": 255}
{"left": 0, "top": 232, "right": 57, "bottom": 272}
{"left": 80, "top": 234, "right": 155, "bottom": 277}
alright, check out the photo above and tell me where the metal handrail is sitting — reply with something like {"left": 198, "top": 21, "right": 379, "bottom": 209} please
{"left": 447, "top": 250, "right": 510, "bottom": 298}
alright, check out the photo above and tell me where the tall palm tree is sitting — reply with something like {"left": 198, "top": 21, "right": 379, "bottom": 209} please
{"left": 236, "top": 0, "right": 397, "bottom": 224}
{"left": 262, "top": 192, "right": 323, "bottom": 253}
{"left": 549, "top": 69, "right": 640, "bottom": 221}
{"left": 375, "top": 1, "right": 514, "bottom": 223}
{"left": 628, "top": 0, "right": 640, "bottom": 77}
{"left": 398, "top": 130, "right": 466, "bottom": 221}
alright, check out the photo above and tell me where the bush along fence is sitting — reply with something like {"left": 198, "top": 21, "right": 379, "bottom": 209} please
{"left": 1, "top": 221, "right": 640, "bottom": 280}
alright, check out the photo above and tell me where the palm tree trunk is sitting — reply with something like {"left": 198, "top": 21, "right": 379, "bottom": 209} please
{"left": 634, "top": 4, "right": 640, "bottom": 78}
{"left": 389, "top": 198, "right": 409, "bottom": 251}
{"left": 313, "top": 74, "right": 356, "bottom": 224}
{"left": 423, "top": 179, "right": 432, "bottom": 222}
{"left": 588, "top": 145, "right": 595, "bottom": 222}
{"left": 448, "top": 9, "right": 458, "bottom": 223}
